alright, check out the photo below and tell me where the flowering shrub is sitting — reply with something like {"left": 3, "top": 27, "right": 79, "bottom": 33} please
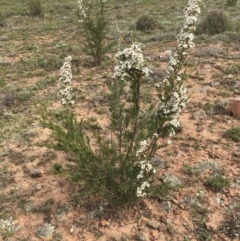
{"left": 41, "top": 0, "right": 201, "bottom": 207}
{"left": 156, "top": 0, "right": 201, "bottom": 137}
{"left": 77, "top": 0, "right": 114, "bottom": 66}
{"left": 57, "top": 56, "right": 74, "bottom": 107}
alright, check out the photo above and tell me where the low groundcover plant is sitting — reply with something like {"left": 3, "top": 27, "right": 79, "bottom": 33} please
{"left": 41, "top": 0, "right": 201, "bottom": 207}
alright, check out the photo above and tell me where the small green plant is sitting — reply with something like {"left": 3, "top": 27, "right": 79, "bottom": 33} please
{"left": 27, "top": 0, "right": 43, "bottom": 17}
{"left": 195, "top": 226, "right": 212, "bottom": 241}
{"left": 196, "top": 9, "right": 230, "bottom": 35}
{"left": 192, "top": 205, "right": 208, "bottom": 216}
{"left": 224, "top": 63, "right": 240, "bottom": 75}
{"left": 136, "top": 15, "right": 157, "bottom": 32}
{"left": 226, "top": 0, "right": 238, "bottom": 6}
{"left": 182, "top": 164, "right": 199, "bottom": 176}
{"left": 205, "top": 174, "right": 229, "bottom": 192}
{"left": 77, "top": 0, "right": 115, "bottom": 66}
{"left": 52, "top": 163, "right": 63, "bottom": 174}
{"left": 223, "top": 126, "right": 240, "bottom": 142}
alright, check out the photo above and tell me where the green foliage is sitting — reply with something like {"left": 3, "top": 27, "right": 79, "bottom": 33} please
{"left": 224, "top": 126, "right": 240, "bottom": 142}
{"left": 41, "top": 0, "right": 201, "bottom": 207}
{"left": 224, "top": 63, "right": 240, "bottom": 75}
{"left": 77, "top": 0, "right": 115, "bottom": 66}
{"left": 195, "top": 226, "right": 212, "bottom": 241}
{"left": 136, "top": 15, "right": 157, "bottom": 32}
{"left": 205, "top": 174, "right": 229, "bottom": 192}
{"left": 27, "top": 0, "right": 43, "bottom": 17}
{"left": 0, "top": 11, "right": 6, "bottom": 26}
{"left": 182, "top": 164, "right": 199, "bottom": 176}
{"left": 40, "top": 46, "right": 169, "bottom": 206}
{"left": 226, "top": 0, "right": 238, "bottom": 6}
{"left": 196, "top": 9, "right": 230, "bottom": 35}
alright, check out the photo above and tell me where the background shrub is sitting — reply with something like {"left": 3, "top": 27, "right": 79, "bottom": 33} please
{"left": 136, "top": 15, "right": 157, "bottom": 31}
{"left": 226, "top": 0, "right": 238, "bottom": 6}
{"left": 27, "top": 0, "right": 43, "bottom": 17}
{"left": 0, "top": 11, "right": 6, "bottom": 26}
{"left": 196, "top": 9, "right": 230, "bottom": 35}
{"left": 223, "top": 126, "right": 240, "bottom": 142}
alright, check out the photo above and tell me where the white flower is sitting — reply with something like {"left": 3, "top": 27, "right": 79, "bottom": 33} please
{"left": 156, "top": 0, "right": 201, "bottom": 137}
{"left": 167, "top": 139, "right": 172, "bottom": 145}
{"left": 136, "top": 140, "right": 149, "bottom": 157}
{"left": 114, "top": 43, "right": 152, "bottom": 81}
{"left": 136, "top": 181, "right": 150, "bottom": 197}
{"left": 58, "top": 56, "right": 74, "bottom": 107}
{"left": 77, "top": 0, "right": 90, "bottom": 21}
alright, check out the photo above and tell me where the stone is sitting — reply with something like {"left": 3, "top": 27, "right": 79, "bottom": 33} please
{"left": 194, "top": 161, "right": 219, "bottom": 173}
{"left": 229, "top": 98, "right": 240, "bottom": 117}
{"left": 29, "top": 168, "right": 42, "bottom": 178}
{"left": 214, "top": 63, "right": 223, "bottom": 70}
{"left": 148, "top": 220, "right": 161, "bottom": 229}
{"left": 158, "top": 234, "right": 166, "bottom": 240}
{"left": 135, "top": 232, "right": 146, "bottom": 241}
{"left": 159, "top": 223, "right": 168, "bottom": 232}
{"left": 206, "top": 221, "right": 218, "bottom": 232}
{"left": 151, "top": 156, "right": 165, "bottom": 168}
{"left": 161, "top": 201, "right": 171, "bottom": 213}
{"left": 162, "top": 173, "right": 181, "bottom": 187}
{"left": 24, "top": 201, "right": 35, "bottom": 213}
{"left": 35, "top": 223, "right": 54, "bottom": 240}
{"left": 211, "top": 81, "right": 220, "bottom": 87}
{"left": 234, "top": 176, "right": 240, "bottom": 188}
{"left": 36, "top": 184, "right": 42, "bottom": 191}
{"left": 196, "top": 70, "right": 207, "bottom": 76}
{"left": 192, "top": 110, "right": 206, "bottom": 120}
{"left": 160, "top": 216, "right": 168, "bottom": 224}
{"left": 233, "top": 151, "right": 240, "bottom": 157}
{"left": 159, "top": 50, "right": 172, "bottom": 61}
{"left": 142, "top": 210, "right": 152, "bottom": 219}
{"left": 150, "top": 229, "right": 159, "bottom": 238}
{"left": 100, "top": 219, "right": 109, "bottom": 227}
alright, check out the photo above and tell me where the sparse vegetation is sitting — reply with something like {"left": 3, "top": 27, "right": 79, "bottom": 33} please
{"left": 226, "top": 0, "right": 238, "bottom": 6}
{"left": 196, "top": 9, "right": 230, "bottom": 35}
{"left": 0, "top": 0, "right": 240, "bottom": 239}
{"left": 205, "top": 174, "right": 229, "bottom": 192}
{"left": 183, "top": 164, "right": 199, "bottom": 176}
{"left": 0, "top": 11, "right": 6, "bottom": 26}
{"left": 136, "top": 15, "right": 157, "bottom": 31}
{"left": 220, "top": 212, "right": 240, "bottom": 239}
{"left": 223, "top": 126, "right": 240, "bottom": 142}
{"left": 27, "top": 0, "right": 43, "bottom": 16}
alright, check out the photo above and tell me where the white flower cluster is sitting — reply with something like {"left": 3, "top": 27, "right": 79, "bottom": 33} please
{"left": 136, "top": 140, "right": 156, "bottom": 197}
{"left": 136, "top": 181, "right": 150, "bottom": 197}
{"left": 114, "top": 43, "right": 152, "bottom": 81}
{"left": 136, "top": 140, "right": 148, "bottom": 157}
{"left": 137, "top": 160, "right": 156, "bottom": 180}
{"left": 158, "top": 0, "right": 201, "bottom": 136}
{"left": 77, "top": 0, "right": 91, "bottom": 22}
{"left": 58, "top": 56, "right": 74, "bottom": 107}
{"left": 136, "top": 159, "right": 156, "bottom": 197}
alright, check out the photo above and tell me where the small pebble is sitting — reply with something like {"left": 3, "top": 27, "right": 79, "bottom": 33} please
{"left": 29, "top": 168, "right": 42, "bottom": 178}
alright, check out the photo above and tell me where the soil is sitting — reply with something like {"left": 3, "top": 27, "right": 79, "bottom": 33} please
{"left": 1, "top": 0, "right": 240, "bottom": 241}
